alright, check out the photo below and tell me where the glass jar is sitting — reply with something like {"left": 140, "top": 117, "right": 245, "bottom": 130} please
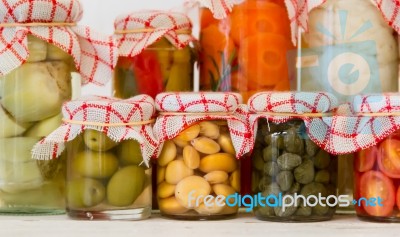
{"left": 113, "top": 12, "right": 196, "bottom": 99}
{"left": 251, "top": 119, "right": 338, "bottom": 222}
{"left": 66, "top": 133, "right": 152, "bottom": 220}
{"left": 354, "top": 130, "right": 400, "bottom": 222}
{"left": 0, "top": 35, "right": 74, "bottom": 214}
{"left": 295, "top": 0, "right": 399, "bottom": 99}
{"left": 199, "top": 0, "right": 294, "bottom": 102}
{"left": 157, "top": 120, "right": 240, "bottom": 220}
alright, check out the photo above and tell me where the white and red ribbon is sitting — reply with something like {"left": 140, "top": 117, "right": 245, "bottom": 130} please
{"left": 153, "top": 92, "right": 252, "bottom": 158}
{"left": 32, "top": 95, "right": 158, "bottom": 166}
{"left": 114, "top": 11, "right": 195, "bottom": 57}
{"left": 0, "top": 0, "right": 117, "bottom": 85}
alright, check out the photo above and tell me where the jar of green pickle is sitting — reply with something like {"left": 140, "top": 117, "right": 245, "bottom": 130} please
{"left": 153, "top": 92, "right": 251, "bottom": 220}
{"left": 248, "top": 92, "right": 339, "bottom": 222}
{"left": 0, "top": 0, "right": 117, "bottom": 215}
{"left": 113, "top": 11, "right": 197, "bottom": 99}
{"left": 32, "top": 95, "right": 158, "bottom": 220}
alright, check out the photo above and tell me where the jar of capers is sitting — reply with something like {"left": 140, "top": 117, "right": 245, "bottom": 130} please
{"left": 113, "top": 11, "right": 196, "bottom": 99}
{"left": 0, "top": 0, "right": 116, "bottom": 215}
{"left": 32, "top": 95, "right": 158, "bottom": 220}
{"left": 248, "top": 92, "right": 339, "bottom": 222}
{"left": 154, "top": 92, "right": 250, "bottom": 220}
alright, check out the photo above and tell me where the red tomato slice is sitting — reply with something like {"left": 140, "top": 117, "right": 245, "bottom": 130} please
{"left": 360, "top": 171, "right": 395, "bottom": 217}
{"left": 397, "top": 187, "right": 400, "bottom": 210}
{"left": 355, "top": 146, "right": 378, "bottom": 172}
{"left": 378, "top": 139, "right": 400, "bottom": 178}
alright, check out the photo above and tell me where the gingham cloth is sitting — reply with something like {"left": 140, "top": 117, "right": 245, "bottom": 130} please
{"left": 153, "top": 92, "right": 252, "bottom": 158}
{"left": 0, "top": 0, "right": 117, "bottom": 85}
{"left": 247, "top": 92, "right": 339, "bottom": 154}
{"left": 32, "top": 95, "right": 158, "bottom": 166}
{"left": 186, "top": 0, "right": 244, "bottom": 19}
{"left": 327, "top": 94, "right": 400, "bottom": 155}
{"left": 114, "top": 11, "right": 195, "bottom": 57}
{"left": 285, "top": 0, "right": 400, "bottom": 45}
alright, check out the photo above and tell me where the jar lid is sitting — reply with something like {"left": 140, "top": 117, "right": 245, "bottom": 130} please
{"left": 32, "top": 95, "right": 158, "bottom": 163}
{"left": 0, "top": 0, "right": 117, "bottom": 85}
{"left": 155, "top": 92, "right": 242, "bottom": 113}
{"left": 248, "top": 92, "right": 338, "bottom": 114}
{"left": 114, "top": 10, "right": 195, "bottom": 57}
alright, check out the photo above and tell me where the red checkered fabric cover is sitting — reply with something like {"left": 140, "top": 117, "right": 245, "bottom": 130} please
{"left": 285, "top": 0, "right": 400, "bottom": 45}
{"left": 186, "top": 0, "right": 244, "bottom": 19}
{"left": 114, "top": 11, "right": 195, "bottom": 57}
{"left": 247, "top": 92, "right": 339, "bottom": 153}
{"left": 327, "top": 94, "right": 400, "bottom": 155}
{"left": 32, "top": 95, "right": 158, "bottom": 166}
{"left": 153, "top": 92, "right": 252, "bottom": 158}
{"left": 0, "top": 0, "right": 117, "bottom": 85}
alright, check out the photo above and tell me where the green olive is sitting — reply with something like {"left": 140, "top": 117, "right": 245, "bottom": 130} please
{"left": 83, "top": 129, "right": 118, "bottom": 152}
{"left": 67, "top": 178, "right": 105, "bottom": 208}
{"left": 107, "top": 165, "right": 145, "bottom": 207}
{"left": 72, "top": 150, "right": 119, "bottom": 179}
{"left": 116, "top": 140, "right": 143, "bottom": 166}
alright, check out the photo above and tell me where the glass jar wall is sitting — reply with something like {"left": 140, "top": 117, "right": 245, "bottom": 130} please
{"left": 0, "top": 35, "right": 74, "bottom": 214}
{"left": 66, "top": 132, "right": 152, "bottom": 220}
{"left": 354, "top": 131, "right": 400, "bottom": 222}
{"left": 114, "top": 38, "right": 195, "bottom": 99}
{"left": 199, "top": 0, "right": 294, "bottom": 102}
{"left": 251, "top": 119, "right": 337, "bottom": 222}
{"left": 157, "top": 120, "right": 240, "bottom": 220}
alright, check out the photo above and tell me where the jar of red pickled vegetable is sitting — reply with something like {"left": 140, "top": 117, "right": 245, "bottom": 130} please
{"left": 198, "top": 0, "right": 294, "bottom": 102}
{"left": 113, "top": 11, "right": 197, "bottom": 99}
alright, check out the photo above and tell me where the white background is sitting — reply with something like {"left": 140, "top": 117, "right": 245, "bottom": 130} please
{"left": 79, "top": 0, "right": 198, "bottom": 96}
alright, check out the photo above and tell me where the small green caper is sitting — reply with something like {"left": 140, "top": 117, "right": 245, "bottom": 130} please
{"left": 277, "top": 153, "right": 302, "bottom": 171}
{"left": 252, "top": 172, "right": 260, "bottom": 193}
{"left": 305, "top": 139, "right": 319, "bottom": 157}
{"left": 312, "top": 204, "right": 331, "bottom": 216}
{"left": 294, "top": 159, "right": 315, "bottom": 184}
{"left": 263, "top": 145, "right": 279, "bottom": 162}
{"left": 288, "top": 182, "right": 302, "bottom": 194}
{"left": 255, "top": 205, "right": 275, "bottom": 217}
{"left": 312, "top": 149, "right": 331, "bottom": 169}
{"left": 295, "top": 204, "right": 312, "bottom": 216}
{"left": 276, "top": 171, "right": 294, "bottom": 192}
{"left": 258, "top": 175, "right": 273, "bottom": 192}
{"left": 265, "top": 134, "right": 284, "bottom": 149}
{"left": 274, "top": 195, "right": 298, "bottom": 217}
{"left": 263, "top": 161, "right": 280, "bottom": 176}
{"left": 314, "top": 170, "right": 330, "bottom": 184}
{"left": 283, "top": 128, "right": 304, "bottom": 155}
{"left": 261, "top": 183, "right": 281, "bottom": 197}
{"left": 252, "top": 149, "right": 264, "bottom": 171}
{"left": 300, "top": 182, "right": 328, "bottom": 197}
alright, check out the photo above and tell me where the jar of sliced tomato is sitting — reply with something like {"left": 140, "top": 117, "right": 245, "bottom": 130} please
{"left": 198, "top": 0, "right": 294, "bottom": 102}
{"left": 113, "top": 11, "right": 196, "bottom": 99}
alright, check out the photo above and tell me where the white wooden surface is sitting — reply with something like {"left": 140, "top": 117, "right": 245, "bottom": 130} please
{"left": 0, "top": 214, "right": 399, "bottom": 237}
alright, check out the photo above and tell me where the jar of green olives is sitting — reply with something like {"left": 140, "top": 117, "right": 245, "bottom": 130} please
{"left": 153, "top": 92, "right": 251, "bottom": 220}
{"left": 32, "top": 95, "right": 158, "bottom": 220}
{"left": 248, "top": 92, "right": 339, "bottom": 222}
{"left": 0, "top": 0, "right": 116, "bottom": 215}
{"left": 113, "top": 11, "right": 196, "bottom": 99}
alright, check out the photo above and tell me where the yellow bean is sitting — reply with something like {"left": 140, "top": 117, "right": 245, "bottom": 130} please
{"left": 218, "top": 133, "right": 236, "bottom": 155}
{"left": 199, "top": 153, "right": 237, "bottom": 173}
{"left": 213, "top": 184, "right": 236, "bottom": 197}
{"left": 159, "top": 197, "right": 189, "bottom": 215}
{"left": 199, "top": 121, "right": 220, "bottom": 139}
{"left": 229, "top": 170, "right": 241, "bottom": 192}
{"left": 165, "top": 160, "right": 194, "bottom": 184}
{"left": 195, "top": 198, "right": 225, "bottom": 215}
{"left": 183, "top": 145, "right": 200, "bottom": 169}
{"left": 175, "top": 176, "right": 211, "bottom": 209}
{"left": 157, "top": 166, "right": 165, "bottom": 184}
{"left": 173, "top": 137, "right": 189, "bottom": 148}
{"left": 220, "top": 205, "right": 239, "bottom": 215}
{"left": 158, "top": 182, "right": 176, "bottom": 199}
{"left": 175, "top": 125, "right": 200, "bottom": 142}
{"left": 204, "top": 171, "right": 228, "bottom": 184}
{"left": 191, "top": 137, "right": 221, "bottom": 154}
{"left": 158, "top": 140, "right": 177, "bottom": 167}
